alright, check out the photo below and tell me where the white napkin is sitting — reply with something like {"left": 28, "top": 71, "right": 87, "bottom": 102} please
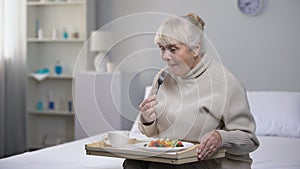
{"left": 30, "top": 73, "right": 49, "bottom": 81}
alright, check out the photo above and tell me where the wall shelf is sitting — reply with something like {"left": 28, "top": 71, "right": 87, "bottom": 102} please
{"left": 25, "top": 0, "right": 92, "bottom": 150}
{"left": 27, "top": 1, "right": 84, "bottom": 6}
{"left": 46, "top": 74, "right": 73, "bottom": 79}
{"left": 29, "top": 73, "right": 73, "bottom": 80}
{"left": 28, "top": 110, "right": 74, "bottom": 116}
{"left": 27, "top": 38, "right": 84, "bottom": 42}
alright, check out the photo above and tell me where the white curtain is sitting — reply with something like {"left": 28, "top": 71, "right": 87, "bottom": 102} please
{"left": 0, "top": 0, "right": 26, "bottom": 158}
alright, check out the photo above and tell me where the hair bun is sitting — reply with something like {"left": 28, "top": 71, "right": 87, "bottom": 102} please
{"left": 186, "top": 13, "right": 205, "bottom": 29}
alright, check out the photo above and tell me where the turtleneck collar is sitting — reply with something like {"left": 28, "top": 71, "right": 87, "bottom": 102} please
{"left": 181, "top": 52, "right": 213, "bottom": 79}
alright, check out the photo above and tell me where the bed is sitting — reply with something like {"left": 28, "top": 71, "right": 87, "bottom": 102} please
{"left": 248, "top": 91, "right": 300, "bottom": 169}
{"left": 0, "top": 91, "right": 300, "bottom": 169}
{"left": 251, "top": 136, "right": 300, "bottom": 169}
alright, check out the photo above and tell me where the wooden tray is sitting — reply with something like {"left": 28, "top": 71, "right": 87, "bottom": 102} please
{"left": 85, "top": 138, "right": 225, "bottom": 165}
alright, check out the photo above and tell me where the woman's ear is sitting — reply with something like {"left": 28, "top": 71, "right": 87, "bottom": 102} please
{"left": 192, "top": 45, "right": 201, "bottom": 57}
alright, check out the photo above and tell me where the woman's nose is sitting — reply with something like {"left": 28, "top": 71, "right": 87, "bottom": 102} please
{"left": 162, "top": 50, "right": 172, "bottom": 61}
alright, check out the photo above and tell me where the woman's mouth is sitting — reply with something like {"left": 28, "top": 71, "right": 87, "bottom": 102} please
{"left": 168, "top": 63, "right": 178, "bottom": 67}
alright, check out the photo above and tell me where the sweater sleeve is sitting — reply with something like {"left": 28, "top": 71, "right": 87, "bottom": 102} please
{"left": 216, "top": 80, "right": 259, "bottom": 155}
{"left": 138, "top": 118, "right": 159, "bottom": 137}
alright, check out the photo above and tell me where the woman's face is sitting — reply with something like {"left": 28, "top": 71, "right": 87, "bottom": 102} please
{"left": 158, "top": 43, "right": 200, "bottom": 77}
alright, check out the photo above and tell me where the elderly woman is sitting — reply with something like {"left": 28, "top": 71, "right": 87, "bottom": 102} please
{"left": 123, "top": 13, "right": 259, "bottom": 169}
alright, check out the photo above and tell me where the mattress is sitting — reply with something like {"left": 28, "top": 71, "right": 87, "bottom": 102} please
{"left": 0, "top": 135, "right": 299, "bottom": 169}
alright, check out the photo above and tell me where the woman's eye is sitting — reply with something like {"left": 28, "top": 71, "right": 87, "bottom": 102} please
{"left": 170, "top": 47, "right": 177, "bottom": 52}
{"left": 159, "top": 46, "right": 165, "bottom": 51}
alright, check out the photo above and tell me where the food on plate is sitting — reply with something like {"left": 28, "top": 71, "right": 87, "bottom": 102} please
{"left": 143, "top": 138, "right": 184, "bottom": 148}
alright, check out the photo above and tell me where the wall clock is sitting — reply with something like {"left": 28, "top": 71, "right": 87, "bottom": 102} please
{"left": 237, "top": 0, "right": 263, "bottom": 16}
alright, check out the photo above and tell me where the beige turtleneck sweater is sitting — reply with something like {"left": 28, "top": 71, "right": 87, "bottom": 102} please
{"left": 138, "top": 52, "right": 259, "bottom": 169}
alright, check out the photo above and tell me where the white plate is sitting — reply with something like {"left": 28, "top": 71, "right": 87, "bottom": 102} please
{"left": 135, "top": 141, "right": 194, "bottom": 152}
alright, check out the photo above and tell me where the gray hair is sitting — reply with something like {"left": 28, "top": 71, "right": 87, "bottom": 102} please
{"left": 154, "top": 13, "right": 206, "bottom": 55}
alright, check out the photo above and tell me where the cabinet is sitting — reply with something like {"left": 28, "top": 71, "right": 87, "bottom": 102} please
{"left": 25, "top": 0, "right": 93, "bottom": 150}
{"left": 74, "top": 72, "right": 139, "bottom": 140}
{"left": 74, "top": 72, "right": 122, "bottom": 140}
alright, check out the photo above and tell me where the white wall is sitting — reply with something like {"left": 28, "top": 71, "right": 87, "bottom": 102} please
{"left": 95, "top": 0, "right": 300, "bottom": 91}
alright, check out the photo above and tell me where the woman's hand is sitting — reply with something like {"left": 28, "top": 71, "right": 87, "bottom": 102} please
{"left": 198, "top": 131, "right": 222, "bottom": 160}
{"left": 139, "top": 95, "right": 158, "bottom": 124}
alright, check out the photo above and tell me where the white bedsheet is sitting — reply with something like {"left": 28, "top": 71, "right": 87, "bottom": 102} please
{"left": 251, "top": 136, "right": 300, "bottom": 169}
{"left": 0, "top": 135, "right": 124, "bottom": 169}
{"left": 1, "top": 135, "right": 300, "bottom": 169}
